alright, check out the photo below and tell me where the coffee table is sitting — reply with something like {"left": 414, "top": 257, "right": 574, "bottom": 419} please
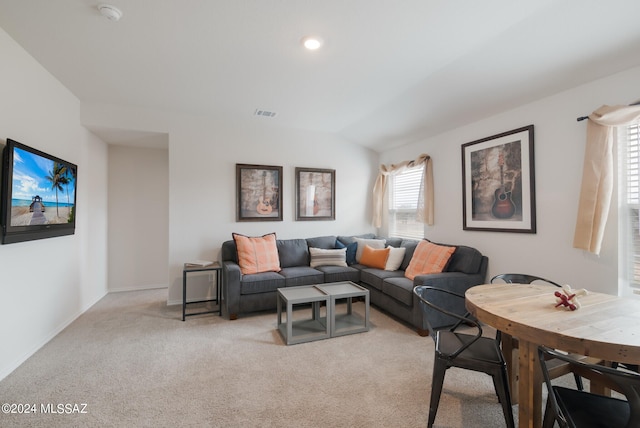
{"left": 277, "top": 281, "right": 369, "bottom": 345}
{"left": 316, "top": 282, "right": 370, "bottom": 337}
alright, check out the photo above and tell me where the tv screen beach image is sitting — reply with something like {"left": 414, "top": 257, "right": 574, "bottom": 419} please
{"left": 10, "top": 147, "right": 76, "bottom": 227}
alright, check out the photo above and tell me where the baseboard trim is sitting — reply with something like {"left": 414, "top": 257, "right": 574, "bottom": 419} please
{"left": 108, "top": 284, "right": 168, "bottom": 293}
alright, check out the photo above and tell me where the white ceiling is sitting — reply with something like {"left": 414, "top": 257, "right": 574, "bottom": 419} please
{"left": 1, "top": 0, "right": 640, "bottom": 151}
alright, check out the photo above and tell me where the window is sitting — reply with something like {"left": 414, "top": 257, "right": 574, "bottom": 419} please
{"left": 619, "top": 123, "right": 640, "bottom": 295}
{"left": 388, "top": 165, "right": 424, "bottom": 239}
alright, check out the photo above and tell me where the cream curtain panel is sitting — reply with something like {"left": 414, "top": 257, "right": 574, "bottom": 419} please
{"left": 372, "top": 154, "right": 433, "bottom": 228}
{"left": 573, "top": 104, "right": 640, "bottom": 254}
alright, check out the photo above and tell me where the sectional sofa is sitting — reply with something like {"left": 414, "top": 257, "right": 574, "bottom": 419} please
{"left": 220, "top": 233, "right": 488, "bottom": 335}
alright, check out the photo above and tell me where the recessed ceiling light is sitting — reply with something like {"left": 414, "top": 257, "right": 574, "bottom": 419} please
{"left": 301, "top": 36, "right": 323, "bottom": 50}
{"left": 98, "top": 4, "right": 123, "bottom": 21}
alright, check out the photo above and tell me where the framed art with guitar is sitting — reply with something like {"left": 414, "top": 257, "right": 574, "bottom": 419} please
{"left": 236, "top": 164, "right": 283, "bottom": 221}
{"left": 461, "top": 125, "right": 536, "bottom": 233}
{"left": 295, "top": 167, "right": 335, "bottom": 221}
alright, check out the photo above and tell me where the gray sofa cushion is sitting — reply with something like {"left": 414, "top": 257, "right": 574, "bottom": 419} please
{"left": 382, "top": 277, "right": 414, "bottom": 306}
{"left": 279, "top": 266, "right": 324, "bottom": 287}
{"left": 360, "top": 267, "right": 405, "bottom": 291}
{"left": 336, "top": 233, "right": 376, "bottom": 246}
{"left": 240, "top": 272, "right": 285, "bottom": 295}
{"left": 400, "top": 239, "right": 419, "bottom": 270}
{"left": 277, "top": 239, "right": 309, "bottom": 268}
{"left": 315, "top": 265, "right": 360, "bottom": 283}
{"left": 385, "top": 237, "right": 403, "bottom": 247}
{"left": 306, "top": 235, "right": 337, "bottom": 249}
{"left": 446, "top": 245, "right": 482, "bottom": 274}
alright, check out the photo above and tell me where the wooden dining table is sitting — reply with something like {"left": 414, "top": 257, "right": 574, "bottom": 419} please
{"left": 465, "top": 283, "right": 640, "bottom": 428}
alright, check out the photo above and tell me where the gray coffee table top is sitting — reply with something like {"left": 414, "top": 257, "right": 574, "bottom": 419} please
{"left": 315, "top": 281, "right": 367, "bottom": 297}
{"left": 277, "top": 284, "right": 328, "bottom": 302}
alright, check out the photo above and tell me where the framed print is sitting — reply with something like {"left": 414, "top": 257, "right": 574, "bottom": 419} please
{"left": 236, "top": 164, "right": 282, "bottom": 221}
{"left": 461, "top": 125, "right": 536, "bottom": 233}
{"left": 295, "top": 167, "right": 335, "bottom": 221}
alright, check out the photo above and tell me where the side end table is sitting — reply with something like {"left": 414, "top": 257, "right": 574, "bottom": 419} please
{"left": 182, "top": 262, "right": 222, "bottom": 321}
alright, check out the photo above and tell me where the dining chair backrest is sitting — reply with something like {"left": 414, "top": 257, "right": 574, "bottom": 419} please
{"left": 413, "top": 285, "right": 483, "bottom": 356}
{"left": 538, "top": 346, "right": 640, "bottom": 428}
{"left": 491, "top": 273, "right": 561, "bottom": 287}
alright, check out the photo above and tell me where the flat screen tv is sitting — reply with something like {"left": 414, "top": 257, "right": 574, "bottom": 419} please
{"left": 1, "top": 138, "right": 77, "bottom": 244}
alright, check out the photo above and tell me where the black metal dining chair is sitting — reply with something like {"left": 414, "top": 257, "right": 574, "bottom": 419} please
{"left": 490, "top": 273, "right": 587, "bottom": 391}
{"left": 538, "top": 346, "right": 640, "bottom": 428}
{"left": 413, "top": 285, "right": 515, "bottom": 428}
{"left": 491, "top": 273, "right": 561, "bottom": 287}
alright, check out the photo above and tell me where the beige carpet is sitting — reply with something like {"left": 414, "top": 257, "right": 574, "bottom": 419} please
{"left": 0, "top": 288, "right": 532, "bottom": 427}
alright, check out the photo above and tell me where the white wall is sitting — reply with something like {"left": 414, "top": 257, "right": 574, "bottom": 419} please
{"left": 380, "top": 66, "right": 640, "bottom": 295}
{"left": 166, "top": 118, "right": 379, "bottom": 304}
{"left": 81, "top": 105, "right": 379, "bottom": 305}
{"left": 108, "top": 145, "right": 169, "bottom": 291}
{"left": 0, "top": 28, "right": 108, "bottom": 380}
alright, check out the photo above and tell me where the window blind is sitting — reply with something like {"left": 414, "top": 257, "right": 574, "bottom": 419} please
{"left": 388, "top": 166, "right": 424, "bottom": 239}
{"left": 622, "top": 123, "right": 640, "bottom": 286}
{"left": 626, "top": 124, "right": 639, "bottom": 205}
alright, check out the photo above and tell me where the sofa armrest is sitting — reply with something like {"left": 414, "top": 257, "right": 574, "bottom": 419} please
{"left": 222, "top": 261, "right": 242, "bottom": 319}
{"left": 412, "top": 271, "right": 483, "bottom": 294}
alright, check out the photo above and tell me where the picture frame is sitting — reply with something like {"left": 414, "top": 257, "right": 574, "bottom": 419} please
{"left": 295, "top": 167, "right": 335, "bottom": 221}
{"left": 236, "top": 164, "right": 283, "bottom": 222}
{"left": 461, "top": 125, "right": 536, "bottom": 233}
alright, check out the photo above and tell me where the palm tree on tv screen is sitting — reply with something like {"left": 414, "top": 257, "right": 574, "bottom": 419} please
{"left": 63, "top": 166, "right": 75, "bottom": 222}
{"left": 62, "top": 166, "right": 73, "bottom": 205}
{"left": 46, "top": 162, "right": 67, "bottom": 218}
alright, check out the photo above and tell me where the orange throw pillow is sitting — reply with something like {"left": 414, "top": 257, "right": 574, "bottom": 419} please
{"left": 404, "top": 240, "right": 455, "bottom": 280}
{"left": 233, "top": 233, "right": 281, "bottom": 275}
{"left": 359, "top": 245, "right": 391, "bottom": 269}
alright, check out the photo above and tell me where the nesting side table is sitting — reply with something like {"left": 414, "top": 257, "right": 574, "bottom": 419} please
{"left": 276, "top": 281, "right": 369, "bottom": 345}
{"left": 316, "top": 282, "right": 370, "bottom": 337}
{"left": 277, "top": 285, "right": 331, "bottom": 345}
{"left": 182, "top": 262, "right": 222, "bottom": 321}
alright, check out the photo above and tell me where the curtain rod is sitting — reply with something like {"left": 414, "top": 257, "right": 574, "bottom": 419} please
{"left": 577, "top": 101, "right": 640, "bottom": 122}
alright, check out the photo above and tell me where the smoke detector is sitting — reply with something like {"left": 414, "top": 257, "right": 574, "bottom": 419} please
{"left": 98, "top": 4, "right": 123, "bottom": 21}
{"left": 254, "top": 109, "right": 277, "bottom": 118}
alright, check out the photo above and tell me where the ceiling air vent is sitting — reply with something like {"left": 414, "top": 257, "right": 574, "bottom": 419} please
{"left": 254, "top": 109, "right": 277, "bottom": 118}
